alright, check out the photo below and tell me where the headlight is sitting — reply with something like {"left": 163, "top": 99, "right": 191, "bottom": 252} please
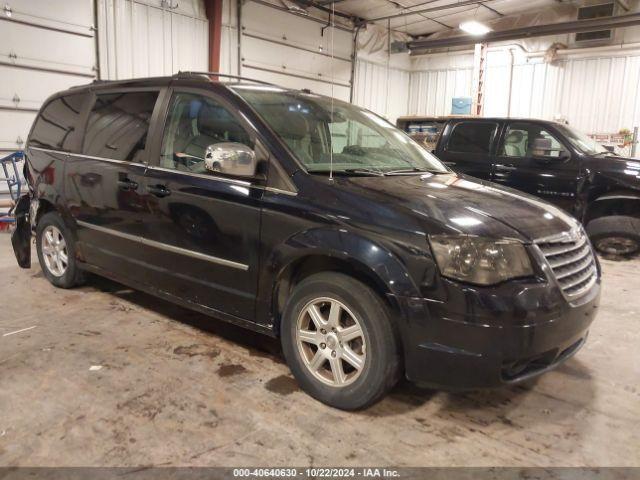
{"left": 429, "top": 235, "right": 533, "bottom": 286}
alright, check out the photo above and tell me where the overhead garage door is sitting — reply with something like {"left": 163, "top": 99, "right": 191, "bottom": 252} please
{"left": 240, "top": 0, "right": 354, "bottom": 101}
{"left": 0, "top": 0, "right": 96, "bottom": 210}
{"left": 0, "top": 1, "right": 96, "bottom": 154}
{"left": 0, "top": 0, "right": 208, "bottom": 211}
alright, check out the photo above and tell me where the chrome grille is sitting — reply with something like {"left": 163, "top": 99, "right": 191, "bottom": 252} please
{"left": 536, "top": 229, "right": 597, "bottom": 299}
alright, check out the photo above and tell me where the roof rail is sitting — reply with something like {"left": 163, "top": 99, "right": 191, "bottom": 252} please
{"left": 175, "top": 71, "right": 280, "bottom": 87}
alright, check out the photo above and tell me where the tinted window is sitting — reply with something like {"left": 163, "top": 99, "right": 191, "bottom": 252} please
{"left": 29, "top": 93, "right": 88, "bottom": 151}
{"left": 448, "top": 122, "right": 496, "bottom": 154}
{"left": 160, "top": 93, "right": 252, "bottom": 173}
{"left": 83, "top": 91, "right": 158, "bottom": 162}
{"left": 501, "top": 123, "right": 567, "bottom": 158}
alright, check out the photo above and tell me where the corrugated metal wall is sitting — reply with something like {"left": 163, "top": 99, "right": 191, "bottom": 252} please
{"left": 353, "top": 60, "right": 410, "bottom": 123}
{"left": 407, "top": 48, "right": 640, "bottom": 134}
{"left": 97, "top": 0, "right": 208, "bottom": 79}
{"left": 484, "top": 51, "right": 640, "bottom": 133}
{"left": 408, "top": 68, "right": 473, "bottom": 118}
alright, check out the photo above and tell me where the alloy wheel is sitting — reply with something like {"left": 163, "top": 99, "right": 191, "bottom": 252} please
{"left": 41, "top": 225, "right": 69, "bottom": 277}
{"left": 295, "top": 297, "right": 367, "bottom": 387}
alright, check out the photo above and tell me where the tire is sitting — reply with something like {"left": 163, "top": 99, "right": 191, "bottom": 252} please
{"left": 586, "top": 215, "right": 640, "bottom": 258}
{"left": 36, "top": 211, "right": 85, "bottom": 288}
{"left": 281, "top": 272, "right": 401, "bottom": 410}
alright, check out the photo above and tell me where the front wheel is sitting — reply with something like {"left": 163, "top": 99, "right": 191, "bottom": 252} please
{"left": 586, "top": 215, "right": 640, "bottom": 258}
{"left": 281, "top": 272, "right": 401, "bottom": 410}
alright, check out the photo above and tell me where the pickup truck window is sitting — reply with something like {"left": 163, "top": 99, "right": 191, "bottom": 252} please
{"left": 501, "top": 123, "right": 566, "bottom": 159}
{"left": 555, "top": 124, "right": 610, "bottom": 155}
{"left": 83, "top": 91, "right": 158, "bottom": 162}
{"left": 160, "top": 93, "right": 253, "bottom": 174}
{"left": 29, "top": 93, "right": 88, "bottom": 152}
{"left": 447, "top": 122, "right": 496, "bottom": 154}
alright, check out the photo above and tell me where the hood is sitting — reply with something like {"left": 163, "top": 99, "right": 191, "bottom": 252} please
{"left": 335, "top": 172, "right": 580, "bottom": 242}
{"left": 586, "top": 155, "right": 640, "bottom": 190}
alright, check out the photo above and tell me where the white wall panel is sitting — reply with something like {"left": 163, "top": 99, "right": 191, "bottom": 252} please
{"left": 488, "top": 53, "right": 640, "bottom": 133}
{"left": 407, "top": 68, "right": 473, "bottom": 117}
{"left": 410, "top": 47, "right": 640, "bottom": 135}
{"left": 353, "top": 60, "right": 410, "bottom": 123}
{"left": 97, "top": 0, "right": 207, "bottom": 79}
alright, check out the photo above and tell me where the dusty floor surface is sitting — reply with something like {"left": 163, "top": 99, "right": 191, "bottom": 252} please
{"left": 0, "top": 234, "right": 638, "bottom": 467}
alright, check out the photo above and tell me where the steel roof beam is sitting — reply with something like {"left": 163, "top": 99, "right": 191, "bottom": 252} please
{"left": 361, "top": 0, "right": 492, "bottom": 24}
{"left": 409, "top": 12, "right": 640, "bottom": 51}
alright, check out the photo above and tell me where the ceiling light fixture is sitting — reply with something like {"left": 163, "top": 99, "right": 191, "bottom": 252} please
{"left": 459, "top": 20, "right": 492, "bottom": 35}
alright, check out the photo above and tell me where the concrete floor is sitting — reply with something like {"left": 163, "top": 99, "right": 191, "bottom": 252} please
{"left": 0, "top": 233, "right": 638, "bottom": 467}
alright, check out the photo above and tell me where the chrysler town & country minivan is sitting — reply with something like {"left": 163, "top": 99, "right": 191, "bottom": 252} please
{"left": 11, "top": 73, "right": 601, "bottom": 409}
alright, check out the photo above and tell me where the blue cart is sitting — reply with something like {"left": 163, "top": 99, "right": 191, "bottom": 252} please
{"left": 0, "top": 151, "right": 24, "bottom": 223}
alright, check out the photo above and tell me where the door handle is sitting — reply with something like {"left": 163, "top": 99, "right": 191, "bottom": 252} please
{"left": 147, "top": 184, "right": 171, "bottom": 198}
{"left": 444, "top": 161, "right": 456, "bottom": 166}
{"left": 117, "top": 178, "right": 139, "bottom": 191}
{"left": 494, "top": 164, "right": 516, "bottom": 171}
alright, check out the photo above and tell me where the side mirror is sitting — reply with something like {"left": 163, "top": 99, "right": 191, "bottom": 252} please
{"left": 204, "top": 142, "right": 257, "bottom": 178}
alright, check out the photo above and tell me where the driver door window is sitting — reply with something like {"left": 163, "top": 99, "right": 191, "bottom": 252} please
{"left": 160, "top": 93, "right": 253, "bottom": 174}
{"left": 501, "top": 124, "right": 567, "bottom": 159}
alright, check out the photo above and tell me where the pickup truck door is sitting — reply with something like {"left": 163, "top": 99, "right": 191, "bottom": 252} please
{"left": 436, "top": 121, "right": 499, "bottom": 181}
{"left": 492, "top": 122, "right": 580, "bottom": 213}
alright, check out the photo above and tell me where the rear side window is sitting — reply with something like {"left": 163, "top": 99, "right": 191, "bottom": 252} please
{"left": 83, "top": 91, "right": 158, "bottom": 162}
{"left": 447, "top": 122, "right": 497, "bottom": 154}
{"left": 29, "top": 93, "right": 88, "bottom": 151}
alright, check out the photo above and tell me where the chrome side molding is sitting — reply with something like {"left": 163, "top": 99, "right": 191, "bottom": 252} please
{"left": 76, "top": 220, "right": 249, "bottom": 271}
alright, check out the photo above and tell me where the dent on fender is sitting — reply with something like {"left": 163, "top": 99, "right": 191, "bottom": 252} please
{"left": 271, "top": 227, "right": 425, "bottom": 299}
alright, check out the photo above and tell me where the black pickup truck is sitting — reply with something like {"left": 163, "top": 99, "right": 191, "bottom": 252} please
{"left": 433, "top": 118, "right": 640, "bottom": 257}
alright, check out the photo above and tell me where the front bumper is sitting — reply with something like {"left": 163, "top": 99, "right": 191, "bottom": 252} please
{"left": 396, "top": 274, "right": 601, "bottom": 389}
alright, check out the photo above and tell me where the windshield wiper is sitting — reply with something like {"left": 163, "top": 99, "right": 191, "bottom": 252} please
{"left": 385, "top": 167, "right": 447, "bottom": 175}
{"left": 307, "top": 168, "right": 386, "bottom": 176}
{"left": 343, "top": 168, "right": 386, "bottom": 176}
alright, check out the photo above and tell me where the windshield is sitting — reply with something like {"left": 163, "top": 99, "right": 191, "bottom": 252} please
{"left": 555, "top": 124, "right": 610, "bottom": 155}
{"left": 232, "top": 86, "right": 448, "bottom": 175}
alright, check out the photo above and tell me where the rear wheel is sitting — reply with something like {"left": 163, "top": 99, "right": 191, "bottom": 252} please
{"left": 586, "top": 215, "right": 640, "bottom": 258}
{"left": 36, "top": 211, "right": 85, "bottom": 288}
{"left": 281, "top": 272, "right": 401, "bottom": 410}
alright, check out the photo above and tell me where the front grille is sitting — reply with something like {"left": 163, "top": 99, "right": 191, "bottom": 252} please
{"left": 536, "top": 229, "right": 597, "bottom": 299}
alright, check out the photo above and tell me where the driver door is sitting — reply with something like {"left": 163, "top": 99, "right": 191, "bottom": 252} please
{"left": 492, "top": 122, "right": 579, "bottom": 213}
{"left": 143, "top": 88, "right": 264, "bottom": 320}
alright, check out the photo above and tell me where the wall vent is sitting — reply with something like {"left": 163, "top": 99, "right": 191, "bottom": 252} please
{"left": 575, "top": 3, "right": 615, "bottom": 42}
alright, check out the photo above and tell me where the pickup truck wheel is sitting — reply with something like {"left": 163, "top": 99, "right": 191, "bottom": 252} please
{"left": 36, "top": 212, "right": 85, "bottom": 288}
{"left": 586, "top": 215, "right": 640, "bottom": 257}
{"left": 281, "top": 272, "right": 401, "bottom": 410}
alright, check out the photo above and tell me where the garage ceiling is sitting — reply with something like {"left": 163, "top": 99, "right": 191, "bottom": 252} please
{"left": 312, "top": 0, "right": 573, "bottom": 36}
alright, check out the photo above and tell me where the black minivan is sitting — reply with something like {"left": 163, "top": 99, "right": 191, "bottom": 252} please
{"left": 434, "top": 118, "right": 640, "bottom": 257}
{"left": 12, "top": 73, "right": 600, "bottom": 409}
